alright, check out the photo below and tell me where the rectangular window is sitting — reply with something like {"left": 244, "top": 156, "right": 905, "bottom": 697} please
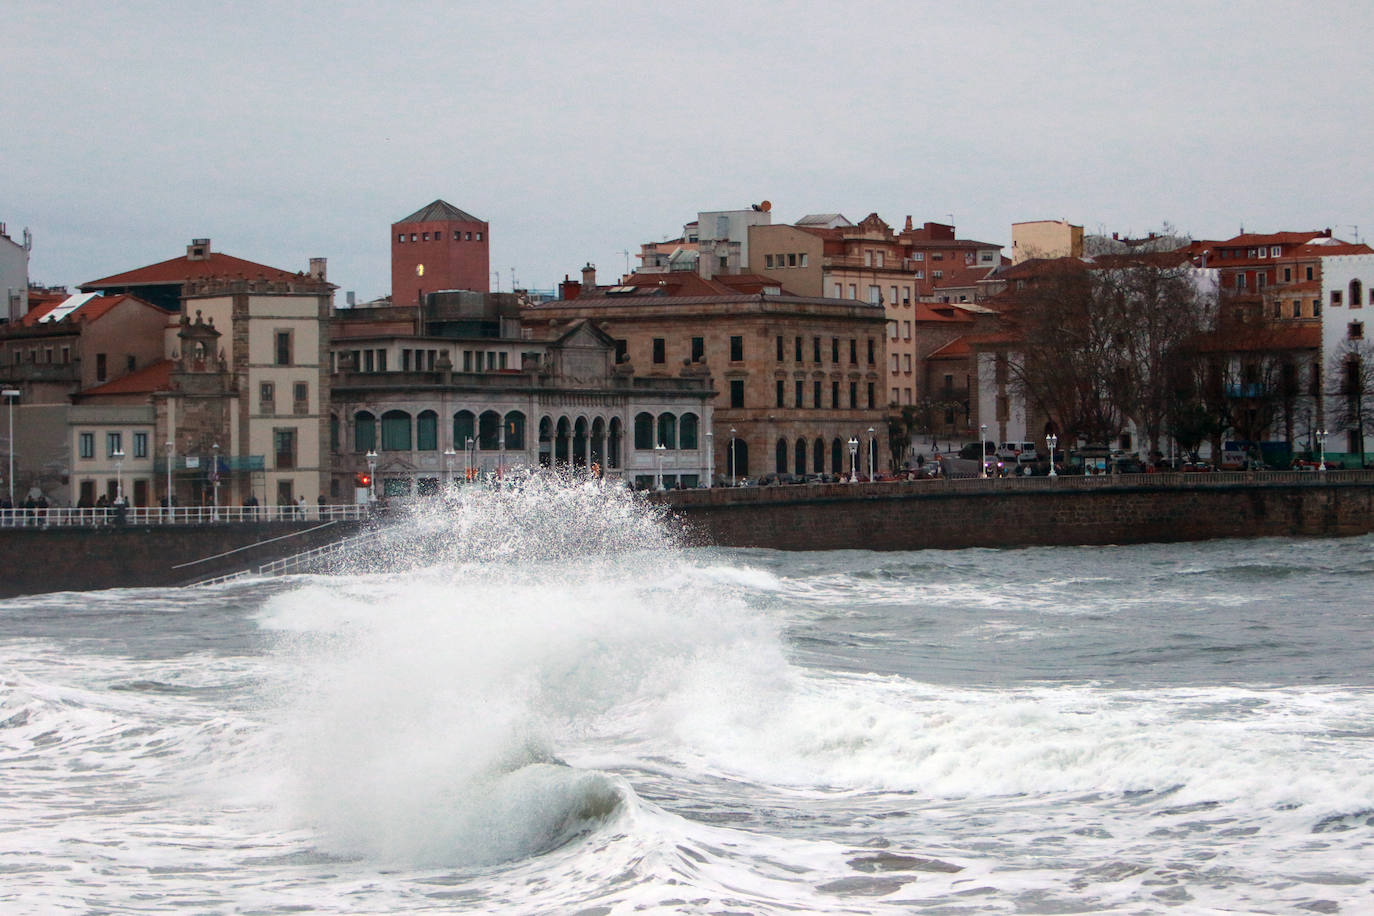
{"left": 903, "top": 354, "right": 912, "bottom": 372}
{"left": 913, "top": 252, "right": 924, "bottom": 261}
{"left": 1271, "top": 246, "right": 1282, "bottom": 256}
{"left": 888, "top": 320, "right": 899, "bottom": 339}
{"left": 730, "top": 379, "right": 745, "bottom": 408}
{"left": 850, "top": 339, "right": 857, "bottom": 364}
{"left": 903, "top": 321, "right": 911, "bottom": 340}
{"left": 1333, "top": 290, "right": 1344, "bottom": 306}
{"left": 96, "top": 353, "right": 107, "bottom": 382}
{"left": 274, "top": 429, "right": 297, "bottom": 469}
{"left": 776, "top": 335, "right": 784, "bottom": 361}
{"left": 260, "top": 382, "right": 274, "bottom": 407}
{"left": 832, "top": 381, "right": 840, "bottom": 407}
{"left": 730, "top": 336, "right": 744, "bottom": 362}
{"left": 476, "top": 232, "right": 483, "bottom": 241}
{"left": 107, "top": 432, "right": 122, "bottom": 456}
{"left": 398, "top": 234, "right": 405, "bottom": 243}
{"left": 812, "top": 337, "right": 821, "bottom": 363}
{"left": 794, "top": 379, "right": 803, "bottom": 408}
{"left": 814, "top": 379, "right": 821, "bottom": 407}
{"left": 833, "top": 283, "right": 842, "bottom": 298}
{"left": 691, "top": 336, "right": 704, "bottom": 362}
{"left": 800, "top": 253, "right": 808, "bottom": 267}
{"left": 1284, "top": 267, "right": 1292, "bottom": 282}
{"left": 652, "top": 338, "right": 666, "bottom": 364}
{"left": 890, "top": 285, "right": 898, "bottom": 305}
{"left": 892, "top": 387, "right": 900, "bottom": 404}
{"left": 864, "top": 250, "right": 873, "bottom": 267}
{"left": 849, "top": 381, "right": 858, "bottom": 408}
{"left": 1257, "top": 274, "right": 1266, "bottom": 288}
{"left": 275, "top": 331, "right": 292, "bottom": 366}
{"left": 1306, "top": 266, "right": 1314, "bottom": 281}
{"left": 788, "top": 253, "right": 798, "bottom": 267}
{"left": 914, "top": 270, "right": 924, "bottom": 279}
{"left": 831, "top": 337, "right": 839, "bottom": 363}
{"left": 891, "top": 354, "right": 900, "bottom": 372}
{"left": 848, "top": 284, "right": 857, "bottom": 299}
{"left": 867, "top": 339, "right": 875, "bottom": 364}
{"left": 79, "top": 432, "right": 94, "bottom": 459}
{"left": 1236, "top": 274, "right": 1246, "bottom": 290}
{"left": 868, "top": 285, "right": 881, "bottom": 304}
{"left": 795, "top": 336, "right": 803, "bottom": 361}
{"left": 933, "top": 270, "right": 943, "bottom": 279}
{"left": 133, "top": 432, "right": 148, "bottom": 458}
{"left": 765, "top": 254, "right": 774, "bottom": 268}
{"left": 776, "top": 379, "right": 785, "bottom": 407}
{"left": 867, "top": 382, "right": 875, "bottom": 408}
{"left": 1349, "top": 321, "right": 1364, "bottom": 340}
{"left": 294, "top": 381, "right": 308, "bottom": 404}
{"left": 1293, "top": 301, "right": 1302, "bottom": 318}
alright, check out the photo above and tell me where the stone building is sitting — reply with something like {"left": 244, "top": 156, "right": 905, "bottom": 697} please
{"left": 527, "top": 267, "right": 890, "bottom": 481}
{"left": 329, "top": 291, "right": 714, "bottom": 494}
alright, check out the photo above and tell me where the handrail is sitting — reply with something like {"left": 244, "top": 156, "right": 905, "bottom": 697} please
{"left": 0, "top": 504, "right": 372, "bottom": 528}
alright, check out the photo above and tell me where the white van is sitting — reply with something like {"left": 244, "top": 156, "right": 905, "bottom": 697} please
{"left": 997, "top": 441, "right": 1038, "bottom": 462}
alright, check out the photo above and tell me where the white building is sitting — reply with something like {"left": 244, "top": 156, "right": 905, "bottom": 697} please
{"left": 0, "top": 222, "right": 30, "bottom": 324}
{"left": 1320, "top": 253, "right": 1374, "bottom": 461}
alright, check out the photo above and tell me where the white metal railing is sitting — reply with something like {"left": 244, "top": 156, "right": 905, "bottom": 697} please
{"left": 0, "top": 504, "right": 373, "bottom": 528}
{"left": 191, "top": 527, "right": 385, "bottom": 586}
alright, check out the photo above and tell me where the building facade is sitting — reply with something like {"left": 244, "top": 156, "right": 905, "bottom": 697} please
{"left": 391, "top": 200, "right": 490, "bottom": 305}
{"left": 528, "top": 269, "right": 890, "bottom": 481}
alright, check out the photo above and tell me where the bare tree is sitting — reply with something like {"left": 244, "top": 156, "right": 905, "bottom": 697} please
{"left": 1328, "top": 337, "right": 1374, "bottom": 467}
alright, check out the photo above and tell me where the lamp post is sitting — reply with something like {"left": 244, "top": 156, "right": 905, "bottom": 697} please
{"left": 366, "top": 449, "right": 378, "bottom": 501}
{"left": 465, "top": 436, "right": 474, "bottom": 483}
{"left": 210, "top": 443, "right": 220, "bottom": 520}
{"left": 498, "top": 426, "right": 506, "bottom": 484}
{"left": 848, "top": 436, "right": 858, "bottom": 483}
{"left": 654, "top": 442, "right": 666, "bottom": 490}
{"left": 113, "top": 448, "right": 125, "bottom": 503}
{"left": 164, "top": 441, "right": 174, "bottom": 518}
{"left": 1046, "top": 432, "right": 1058, "bottom": 478}
{"left": 3, "top": 388, "right": 18, "bottom": 510}
{"left": 729, "top": 427, "right": 737, "bottom": 486}
{"left": 444, "top": 448, "right": 456, "bottom": 492}
{"left": 867, "top": 426, "right": 876, "bottom": 482}
{"left": 979, "top": 423, "right": 988, "bottom": 478}
{"left": 705, "top": 430, "right": 713, "bottom": 487}
{"left": 1316, "top": 428, "right": 1327, "bottom": 471}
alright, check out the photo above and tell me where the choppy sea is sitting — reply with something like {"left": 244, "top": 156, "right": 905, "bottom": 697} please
{"left": 2, "top": 479, "right": 1372, "bottom": 914}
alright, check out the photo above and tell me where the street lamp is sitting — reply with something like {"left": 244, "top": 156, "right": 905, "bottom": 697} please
{"left": 465, "top": 436, "right": 474, "bottom": 483}
{"left": 979, "top": 424, "right": 988, "bottom": 478}
{"left": 848, "top": 436, "right": 859, "bottom": 483}
{"left": 1046, "top": 433, "right": 1058, "bottom": 478}
{"left": 3, "top": 388, "right": 18, "bottom": 510}
{"left": 705, "top": 430, "right": 714, "bottom": 487}
{"left": 867, "top": 426, "right": 876, "bottom": 482}
{"left": 211, "top": 443, "right": 220, "bottom": 520}
{"left": 113, "top": 448, "right": 125, "bottom": 503}
{"left": 498, "top": 426, "right": 506, "bottom": 484}
{"left": 729, "top": 427, "right": 737, "bottom": 486}
{"left": 654, "top": 442, "right": 666, "bottom": 490}
{"left": 444, "top": 447, "right": 456, "bottom": 491}
{"left": 366, "top": 449, "right": 378, "bottom": 501}
{"left": 165, "top": 441, "right": 174, "bottom": 518}
{"left": 1316, "top": 428, "right": 1327, "bottom": 472}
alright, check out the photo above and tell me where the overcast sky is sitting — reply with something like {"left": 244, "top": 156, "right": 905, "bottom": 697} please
{"left": 6, "top": 1, "right": 1373, "bottom": 301}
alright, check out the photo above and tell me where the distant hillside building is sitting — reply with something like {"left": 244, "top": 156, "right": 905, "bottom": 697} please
{"left": 391, "top": 200, "right": 490, "bottom": 305}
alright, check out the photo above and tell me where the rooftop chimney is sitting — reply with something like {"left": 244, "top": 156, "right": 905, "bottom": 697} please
{"left": 187, "top": 239, "right": 211, "bottom": 261}
{"left": 904, "top": 215, "right": 913, "bottom": 231}
{"left": 309, "top": 257, "right": 327, "bottom": 281}
{"left": 581, "top": 262, "right": 597, "bottom": 289}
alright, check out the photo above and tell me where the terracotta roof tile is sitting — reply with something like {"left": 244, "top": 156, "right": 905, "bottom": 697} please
{"left": 77, "top": 359, "right": 174, "bottom": 397}
{"left": 83, "top": 252, "right": 302, "bottom": 289}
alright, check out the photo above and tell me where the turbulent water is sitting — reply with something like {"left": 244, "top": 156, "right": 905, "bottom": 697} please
{"left": 3, "top": 478, "right": 1373, "bottom": 914}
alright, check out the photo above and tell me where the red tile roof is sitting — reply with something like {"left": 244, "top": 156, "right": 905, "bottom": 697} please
{"left": 19, "top": 293, "right": 165, "bottom": 327}
{"left": 83, "top": 252, "right": 302, "bottom": 288}
{"left": 77, "top": 359, "right": 174, "bottom": 397}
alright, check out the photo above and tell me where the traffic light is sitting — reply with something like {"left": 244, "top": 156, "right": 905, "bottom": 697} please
{"left": 356, "top": 473, "right": 371, "bottom": 488}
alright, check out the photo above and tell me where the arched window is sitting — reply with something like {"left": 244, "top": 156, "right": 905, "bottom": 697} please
{"left": 679, "top": 413, "right": 699, "bottom": 450}
{"left": 354, "top": 410, "right": 376, "bottom": 453}
{"left": 794, "top": 439, "right": 807, "bottom": 475}
{"left": 814, "top": 437, "right": 825, "bottom": 473}
{"left": 1352, "top": 279, "right": 1364, "bottom": 309}
{"left": 727, "top": 437, "right": 749, "bottom": 479}
{"left": 538, "top": 416, "right": 553, "bottom": 467}
{"left": 573, "top": 417, "right": 588, "bottom": 467}
{"left": 381, "top": 410, "right": 411, "bottom": 451}
{"left": 832, "top": 438, "right": 845, "bottom": 474}
{"left": 416, "top": 410, "right": 438, "bottom": 451}
{"left": 657, "top": 412, "right": 677, "bottom": 449}
{"left": 634, "top": 412, "right": 655, "bottom": 450}
{"left": 478, "top": 410, "right": 501, "bottom": 450}
{"left": 555, "top": 417, "right": 571, "bottom": 464}
{"left": 504, "top": 411, "right": 526, "bottom": 450}
{"left": 776, "top": 438, "right": 788, "bottom": 474}
{"left": 453, "top": 410, "right": 475, "bottom": 449}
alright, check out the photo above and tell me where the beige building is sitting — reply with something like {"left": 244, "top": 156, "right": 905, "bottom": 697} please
{"left": 1011, "top": 219, "right": 1084, "bottom": 264}
{"left": 531, "top": 269, "right": 890, "bottom": 481}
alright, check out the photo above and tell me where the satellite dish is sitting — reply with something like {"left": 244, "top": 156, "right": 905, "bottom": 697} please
{"left": 760, "top": 200, "right": 772, "bottom": 212}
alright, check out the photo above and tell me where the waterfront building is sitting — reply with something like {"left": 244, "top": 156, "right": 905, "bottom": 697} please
{"left": 1319, "top": 252, "right": 1374, "bottom": 465}
{"left": 329, "top": 291, "right": 714, "bottom": 493}
{"left": 526, "top": 266, "right": 889, "bottom": 481}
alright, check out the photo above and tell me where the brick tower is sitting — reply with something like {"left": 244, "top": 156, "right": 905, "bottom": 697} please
{"left": 391, "top": 200, "right": 489, "bottom": 305}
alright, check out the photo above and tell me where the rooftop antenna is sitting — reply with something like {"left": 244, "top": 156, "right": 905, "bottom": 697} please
{"left": 622, "top": 249, "right": 631, "bottom": 275}
{"left": 1341, "top": 225, "right": 1361, "bottom": 244}
{"left": 493, "top": 271, "right": 501, "bottom": 293}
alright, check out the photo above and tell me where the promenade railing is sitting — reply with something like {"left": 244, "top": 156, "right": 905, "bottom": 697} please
{"left": 0, "top": 504, "right": 373, "bottom": 529}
